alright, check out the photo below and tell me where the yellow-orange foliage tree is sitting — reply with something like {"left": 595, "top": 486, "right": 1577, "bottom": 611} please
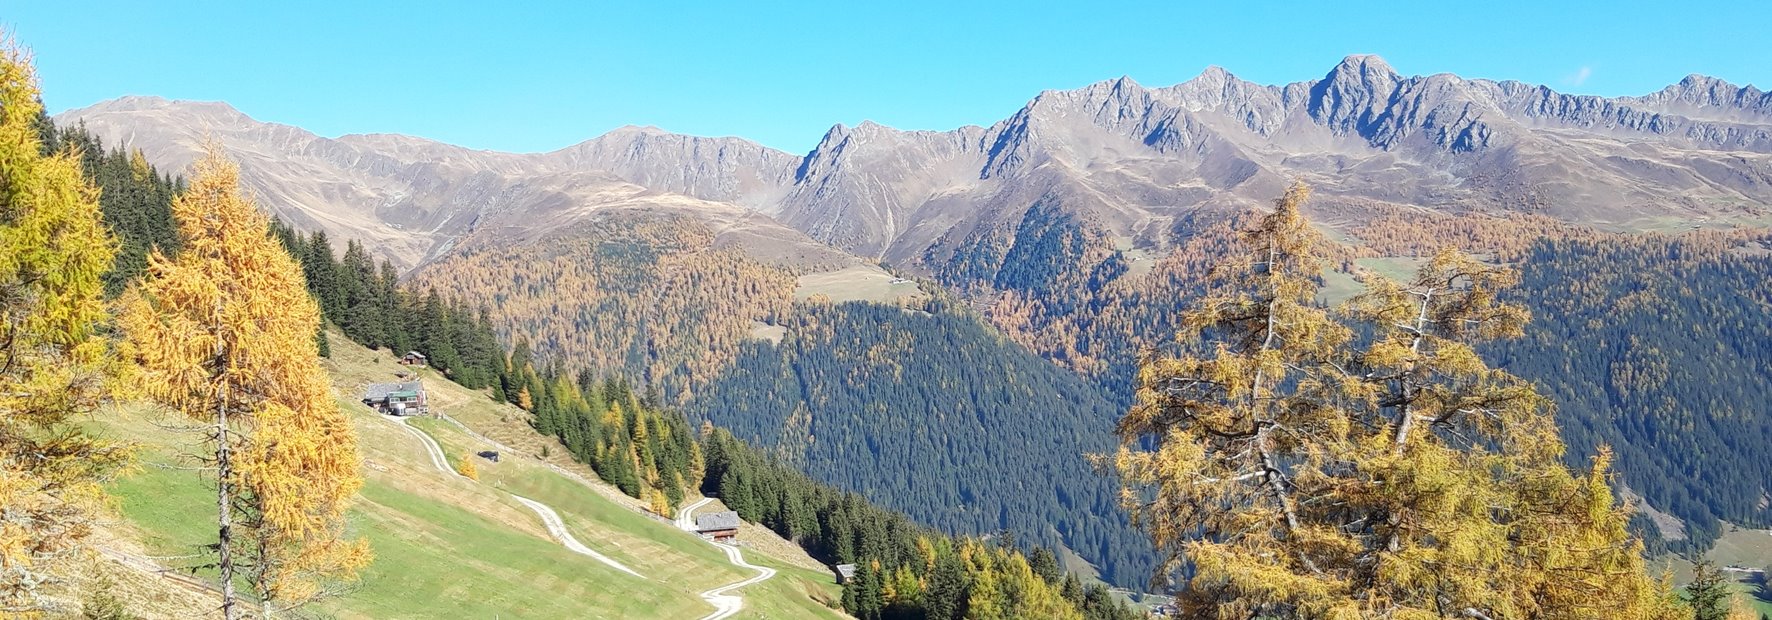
{"left": 119, "top": 146, "right": 367, "bottom": 619}
{"left": 1116, "top": 183, "right": 1679, "bottom": 619}
{"left": 455, "top": 452, "right": 478, "bottom": 481}
{"left": 0, "top": 42, "right": 129, "bottom": 615}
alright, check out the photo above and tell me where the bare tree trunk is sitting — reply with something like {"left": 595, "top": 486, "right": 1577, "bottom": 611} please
{"left": 1386, "top": 289, "right": 1433, "bottom": 553}
{"left": 217, "top": 382, "right": 236, "bottom": 620}
{"left": 256, "top": 509, "right": 276, "bottom": 619}
{"left": 1252, "top": 244, "right": 1319, "bottom": 575}
{"left": 1389, "top": 288, "right": 1434, "bottom": 456}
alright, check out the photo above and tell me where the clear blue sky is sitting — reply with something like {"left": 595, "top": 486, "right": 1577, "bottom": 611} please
{"left": 6, "top": 1, "right": 1767, "bottom": 154}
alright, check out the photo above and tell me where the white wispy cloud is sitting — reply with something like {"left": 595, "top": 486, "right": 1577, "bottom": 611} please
{"left": 1566, "top": 66, "right": 1593, "bottom": 87}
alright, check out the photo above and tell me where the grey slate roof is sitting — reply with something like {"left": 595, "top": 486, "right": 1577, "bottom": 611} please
{"left": 695, "top": 511, "right": 742, "bottom": 531}
{"left": 364, "top": 381, "right": 423, "bottom": 401}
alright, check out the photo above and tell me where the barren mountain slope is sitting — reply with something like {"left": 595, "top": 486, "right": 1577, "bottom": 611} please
{"left": 61, "top": 56, "right": 1772, "bottom": 274}
{"left": 773, "top": 54, "right": 1772, "bottom": 267}
{"left": 56, "top": 98, "right": 815, "bottom": 270}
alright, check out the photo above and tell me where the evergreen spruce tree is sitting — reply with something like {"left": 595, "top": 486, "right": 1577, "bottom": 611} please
{"left": 378, "top": 261, "right": 409, "bottom": 354}
{"left": 842, "top": 570, "right": 861, "bottom": 615}
{"left": 925, "top": 549, "right": 965, "bottom": 620}
{"left": 1028, "top": 547, "right": 1061, "bottom": 585}
{"left": 856, "top": 560, "right": 885, "bottom": 619}
{"left": 1688, "top": 560, "right": 1733, "bottom": 620}
{"left": 314, "top": 326, "right": 330, "bottom": 358}
{"left": 30, "top": 122, "right": 181, "bottom": 294}
{"left": 301, "top": 230, "right": 341, "bottom": 321}
{"left": 338, "top": 240, "right": 382, "bottom": 348}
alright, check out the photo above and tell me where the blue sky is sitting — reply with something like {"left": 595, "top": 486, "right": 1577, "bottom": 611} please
{"left": 7, "top": 1, "right": 1767, "bottom": 154}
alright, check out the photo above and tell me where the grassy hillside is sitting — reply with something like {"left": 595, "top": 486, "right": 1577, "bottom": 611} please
{"left": 91, "top": 330, "right": 845, "bottom": 619}
{"left": 1655, "top": 525, "right": 1772, "bottom": 616}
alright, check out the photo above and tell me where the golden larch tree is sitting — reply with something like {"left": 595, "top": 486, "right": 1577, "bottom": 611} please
{"left": 1340, "top": 249, "right": 1675, "bottom": 618}
{"left": 1117, "top": 183, "right": 1680, "bottom": 618}
{"left": 1116, "top": 183, "right": 1356, "bottom": 614}
{"left": 0, "top": 42, "right": 129, "bottom": 615}
{"left": 118, "top": 146, "right": 368, "bottom": 619}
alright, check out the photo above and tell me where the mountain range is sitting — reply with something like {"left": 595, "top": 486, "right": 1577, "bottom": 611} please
{"left": 60, "top": 54, "right": 1772, "bottom": 273}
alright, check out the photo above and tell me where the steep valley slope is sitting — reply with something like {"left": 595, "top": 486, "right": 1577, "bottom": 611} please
{"left": 86, "top": 331, "right": 845, "bottom": 619}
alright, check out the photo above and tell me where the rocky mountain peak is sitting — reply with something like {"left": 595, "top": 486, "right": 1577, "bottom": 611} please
{"left": 84, "top": 94, "right": 172, "bottom": 111}
{"left": 1650, "top": 74, "right": 1767, "bottom": 113}
{"left": 1180, "top": 65, "right": 1243, "bottom": 97}
{"left": 79, "top": 95, "right": 251, "bottom": 125}
{"left": 1307, "top": 54, "right": 1404, "bottom": 139}
{"left": 1328, "top": 54, "right": 1401, "bottom": 88}
{"left": 599, "top": 124, "right": 670, "bottom": 138}
{"left": 1165, "top": 65, "right": 1284, "bottom": 134}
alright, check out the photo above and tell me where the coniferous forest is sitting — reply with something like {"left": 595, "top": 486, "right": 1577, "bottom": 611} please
{"left": 34, "top": 117, "right": 182, "bottom": 293}
{"left": 72, "top": 106, "right": 1772, "bottom": 604}
{"left": 935, "top": 196, "right": 1772, "bottom": 563}
{"left": 691, "top": 299, "right": 1157, "bottom": 586}
{"left": 267, "top": 221, "right": 713, "bottom": 514}
{"left": 281, "top": 193, "right": 1772, "bottom": 594}
{"left": 702, "top": 427, "right": 1140, "bottom": 620}
{"left": 1490, "top": 233, "right": 1772, "bottom": 552}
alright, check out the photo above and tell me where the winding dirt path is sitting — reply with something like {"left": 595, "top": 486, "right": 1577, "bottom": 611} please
{"left": 382, "top": 414, "right": 643, "bottom": 579}
{"left": 411, "top": 412, "right": 782, "bottom": 618}
{"left": 676, "top": 497, "right": 778, "bottom": 620}
{"left": 388, "top": 414, "right": 453, "bottom": 474}
{"left": 510, "top": 495, "right": 644, "bottom": 578}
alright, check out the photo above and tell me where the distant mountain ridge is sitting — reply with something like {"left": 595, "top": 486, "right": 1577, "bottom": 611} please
{"left": 59, "top": 95, "right": 818, "bottom": 270}
{"left": 768, "top": 54, "right": 1772, "bottom": 263}
{"left": 59, "top": 55, "right": 1772, "bottom": 272}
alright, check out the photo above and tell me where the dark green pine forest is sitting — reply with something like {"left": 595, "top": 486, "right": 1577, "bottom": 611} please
{"left": 689, "top": 299, "right": 1157, "bottom": 587}
{"left": 703, "top": 427, "right": 1141, "bottom": 620}
{"left": 1488, "top": 234, "right": 1772, "bottom": 552}
{"left": 34, "top": 118, "right": 182, "bottom": 293}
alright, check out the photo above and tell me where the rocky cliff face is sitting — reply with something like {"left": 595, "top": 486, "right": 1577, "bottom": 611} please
{"left": 766, "top": 55, "right": 1772, "bottom": 265}
{"left": 58, "top": 55, "right": 1772, "bottom": 274}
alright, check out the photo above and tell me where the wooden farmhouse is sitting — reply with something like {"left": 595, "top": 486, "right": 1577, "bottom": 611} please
{"left": 399, "top": 351, "right": 429, "bottom": 367}
{"left": 834, "top": 563, "right": 858, "bottom": 584}
{"left": 363, "top": 380, "right": 428, "bottom": 416}
{"left": 694, "top": 511, "right": 741, "bottom": 543}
